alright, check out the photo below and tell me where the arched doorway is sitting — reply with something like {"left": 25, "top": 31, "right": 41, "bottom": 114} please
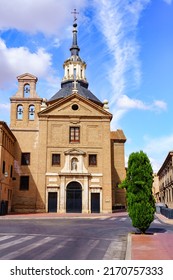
{"left": 66, "top": 182, "right": 82, "bottom": 213}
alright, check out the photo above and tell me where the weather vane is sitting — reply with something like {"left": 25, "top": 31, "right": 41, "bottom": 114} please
{"left": 71, "top": 8, "right": 79, "bottom": 22}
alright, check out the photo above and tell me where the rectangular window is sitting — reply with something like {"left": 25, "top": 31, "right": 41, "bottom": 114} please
{"left": 21, "top": 153, "right": 30, "bottom": 165}
{"left": 70, "top": 127, "right": 80, "bottom": 143}
{"left": 89, "top": 154, "right": 97, "bottom": 166}
{"left": 10, "top": 165, "right": 13, "bottom": 178}
{"left": 52, "top": 154, "right": 60, "bottom": 166}
{"left": 2, "top": 161, "right": 5, "bottom": 174}
{"left": 20, "top": 176, "right": 29, "bottom": 190}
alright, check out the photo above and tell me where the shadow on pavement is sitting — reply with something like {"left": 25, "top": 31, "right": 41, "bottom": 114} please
{"left": 147, "top": 227, "right": 166, "bottom": 233}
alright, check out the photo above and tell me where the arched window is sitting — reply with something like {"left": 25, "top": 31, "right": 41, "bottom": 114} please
{"left": 17, "top": 105, "right": 23, "bottom": 120}
{"left": 28, "top": 105, "right": 35, "bottom": 120}
{"left": 24, "top": 84, "right": 30, "bottom": 98}
{"left": 74, "top": 68, "right": 76, "bottom": 80}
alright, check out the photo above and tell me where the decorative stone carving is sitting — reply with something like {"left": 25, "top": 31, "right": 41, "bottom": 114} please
{"left": 61, "top": 148, "right": 88, "bottom": 174}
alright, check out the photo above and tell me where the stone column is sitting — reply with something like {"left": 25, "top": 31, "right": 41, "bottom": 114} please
{"left": 100, "top": 188, "right": 103, "bottom": 213}
{"left": 82, "top": 176, "right": 89, "bottom": 213}
{"left": 59, "top": 176, "right": 66, "bottom": 213}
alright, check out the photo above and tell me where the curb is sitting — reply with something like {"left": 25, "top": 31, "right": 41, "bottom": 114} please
{"left": 0, "top": 215, "right": 109, "bottom": 220}
{"left": 0, "top": 211, "right": 128, "bottom": 220}
{"left": 155, "top": 213, "right": 173, "bottom": 225}
{"left": 125, "top": 233, "right": 131, "bottom": 260}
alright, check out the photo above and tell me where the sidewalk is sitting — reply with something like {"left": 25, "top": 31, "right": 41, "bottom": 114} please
{"left": 0, "top": 211, "right": 127, "bottom": 220}
{"left": 126, "top": 213, "right": 173, "bottom": 260}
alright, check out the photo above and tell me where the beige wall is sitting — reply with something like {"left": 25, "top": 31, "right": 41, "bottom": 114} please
{"left": 152, "top": 173, "right": 160, "bottom": 203}
{"left": 111, "top": 131, "right": 126, "bottom": 208}
{"left": 0, "top": 122, "right": 16, "bottom": 212}
{"left": 9, "top": 74, "right": 126, "bottom": 214}
{"left": 158, "top": 152, "right": 173, "bottom": 209}
{"left": 37, "top": 94, "right": 113, "bottom": 213}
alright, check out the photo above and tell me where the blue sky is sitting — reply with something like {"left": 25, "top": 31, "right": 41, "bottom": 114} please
{"left": 0, "top": 0, "right": 173, "bottom": 172}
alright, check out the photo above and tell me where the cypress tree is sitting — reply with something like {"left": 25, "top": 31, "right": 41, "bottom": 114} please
{"left": 120, "top": 151, "right": 155, "bottom": 233}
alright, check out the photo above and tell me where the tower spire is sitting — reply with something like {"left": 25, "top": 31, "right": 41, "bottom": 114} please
{"left": 70, "top": 9, "right": 80, "bottom": 56}
{"left": 49, "top": 11, "right": 103, "bottom": 105}
{"left": 71, "top": 8, "right": 79, "bottom": 22}
{"left": 61, "top": 10, "right": 88, "bottom": 90}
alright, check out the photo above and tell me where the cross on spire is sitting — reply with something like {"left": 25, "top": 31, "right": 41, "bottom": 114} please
{"left": 71, "top": 8, "right": 79, "bottom": 22}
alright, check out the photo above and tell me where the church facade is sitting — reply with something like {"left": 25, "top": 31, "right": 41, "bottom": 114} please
{"left": 8, "top": 21, "right": 126, "bottom": 214}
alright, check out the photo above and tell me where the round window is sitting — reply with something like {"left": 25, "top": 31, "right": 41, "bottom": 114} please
{"left": 72, "top": 104, "right": 79, "bottom": 111}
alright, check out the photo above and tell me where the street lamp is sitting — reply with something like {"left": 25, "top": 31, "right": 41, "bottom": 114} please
{"left": 4, "top": 171, "right": 8, "bottom": 178}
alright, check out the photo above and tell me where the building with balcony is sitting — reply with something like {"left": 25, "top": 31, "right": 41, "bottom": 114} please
{"left": 152, "top": 173, "right": 160, "bottom": 203}
{"left": 0, "top": 121, "right": 16, "bottom": 213}
{"left": 157, "top": 151, "right": 173, "bottom": 208}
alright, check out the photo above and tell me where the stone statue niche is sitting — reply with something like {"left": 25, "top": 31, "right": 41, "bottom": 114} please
{"left": 71, "top": 157, "right": 78, "bottom": 171}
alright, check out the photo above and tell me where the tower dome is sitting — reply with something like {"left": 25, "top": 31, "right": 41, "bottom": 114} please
{"left": 49, "top": 17, "right": 103, "bottom": 106}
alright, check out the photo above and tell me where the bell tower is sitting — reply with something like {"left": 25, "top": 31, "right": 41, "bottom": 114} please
{"left": 10, "top": 73, "right": 43, "bottom": 130}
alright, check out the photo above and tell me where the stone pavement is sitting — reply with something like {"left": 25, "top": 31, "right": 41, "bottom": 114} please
{"left": 126, "top": 213, "right": 173, "bottom": 260}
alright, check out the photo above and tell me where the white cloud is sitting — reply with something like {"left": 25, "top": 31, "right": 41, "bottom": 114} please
{"left": 0, "top": 0, "right": 88, "bottom": 36}
{"left": 110, "top": 94, "right": 167, "bottom": 128}
{"left": 117, "top": 94, "right": 148, "bottom": 110}
{"left": 0, "top": 103, "right": 10, "bottom": 124}
{"left": 152, "top": 100, "right": 167, "bottom": 111}
{"left": 92, "top": 0, "right": 168, "bottom": 128}
{"left": 0, "top": 38, "right": 53, "bottom": 87}
{"left": 124, "top": 133, "right": 173, "bottom": 173}
{"left": 163, "top": 0, "right": 172, "bottom": 4}
{"left": 143, "top": 133, "right": 173, "bottom": 172}
{"left": 0, "top": 103, "right": 10, "bottom": 110}
{"left": 144, "top": 134, "right": 173, "bottom": 155}
{"left": 0, "top": 0, "right": 88, "bottom": 92}
{"left": 93, "top": 0, "right": 150, "bottom": 104}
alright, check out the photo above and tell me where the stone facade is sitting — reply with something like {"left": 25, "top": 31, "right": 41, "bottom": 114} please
{"left": 0, "top": 121, "right": 16, "bottom": 212}
{"left": 9, "top": 74, "right": 126, "bottom": 213}
{"left": 152, "top": 173, "right": 160, "bottom": 203}
{"left": 6, "top": 21, "right": 127, "bottom": 214}
{"left": 111, "top": 131, "right": 126, "bottom": 207}
{"left": 157, "top": 151, "right": 173, "bottom": 208}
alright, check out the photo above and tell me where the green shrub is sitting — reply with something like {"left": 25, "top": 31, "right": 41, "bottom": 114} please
{"left": 119, "top": 151, "right": 155, "bottom": 233}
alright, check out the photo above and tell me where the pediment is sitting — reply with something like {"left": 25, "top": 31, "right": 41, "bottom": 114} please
{"left": 17, "top": 73, "right": 38, "bottom": 81}
{"left": 39, "top": 93, "right": 112, "bottom": 119}
{"left": 64, "top": 148, "right": 86, "bottom": 155}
